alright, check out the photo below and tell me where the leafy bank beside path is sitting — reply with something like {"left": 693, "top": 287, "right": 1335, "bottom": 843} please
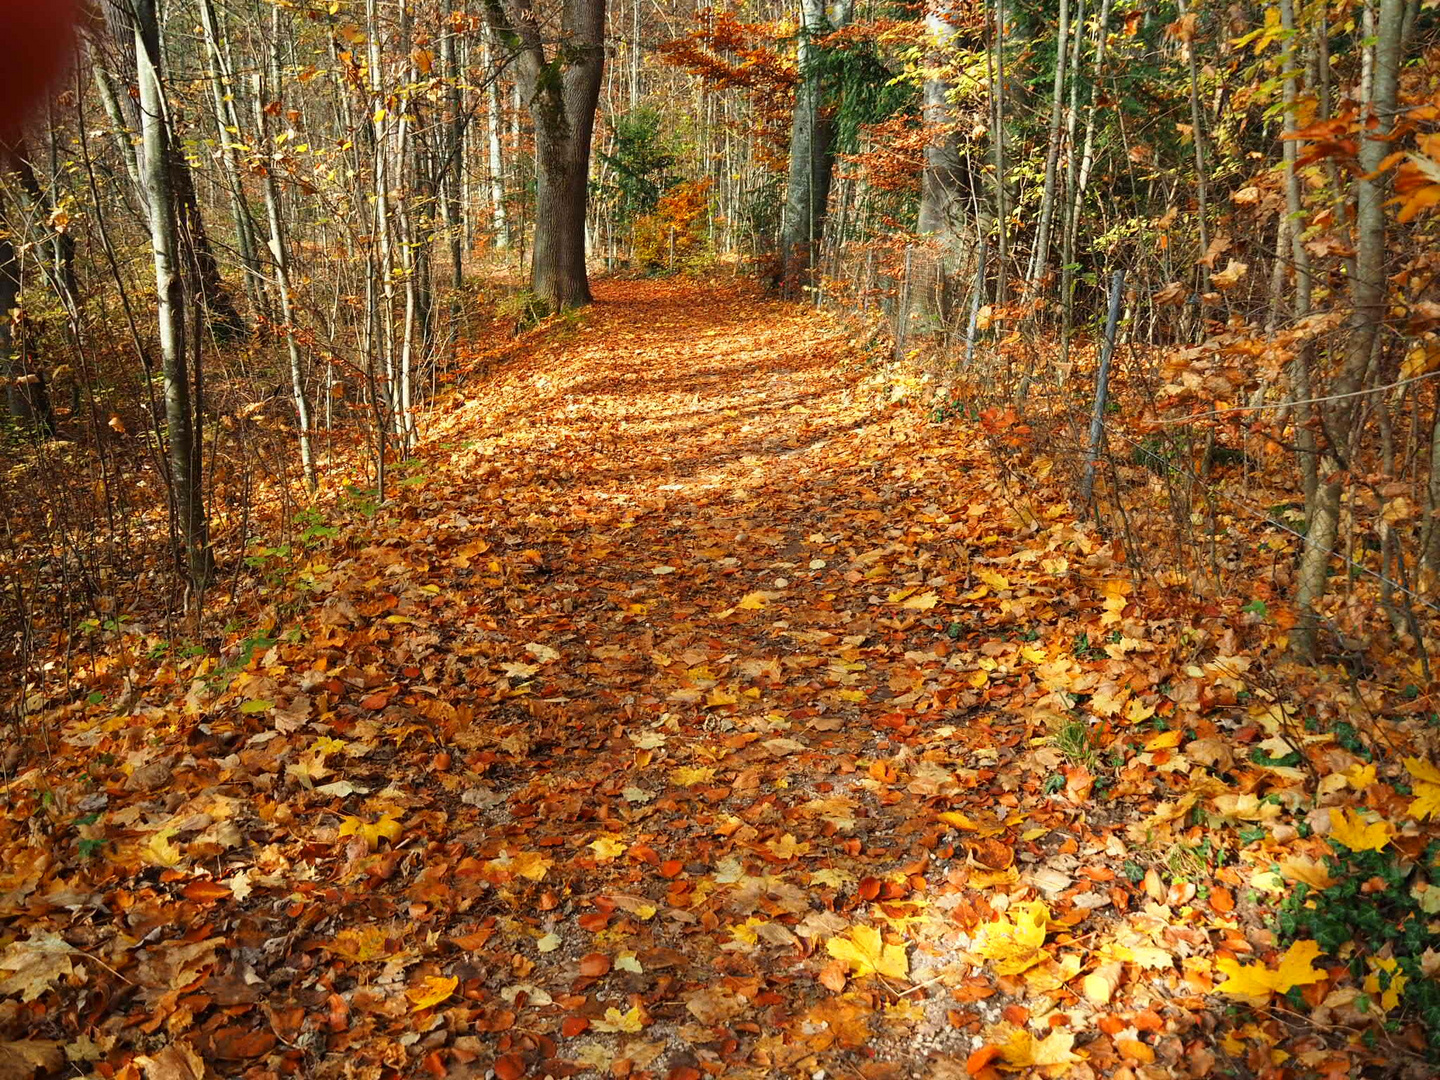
{"left": 3, "top": 279, "right": 1440, "bottom": 1080}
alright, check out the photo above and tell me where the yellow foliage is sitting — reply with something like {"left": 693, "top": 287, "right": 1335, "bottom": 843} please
{"left": 825, "top": 925, "right": 909, "bottom": 980}
{"left": 406, "top": 975, "right": 457, "bottom": 1011}
{"left": 1328, "top": 806, "right": 1394, "bottom": 852}
{"left": 633, "top": 180, "right": 711, "bottom": 270}
{"left": 1214, "top": 940, "right": 1325, "bottom": 1002}
{"left": 338, "top": 813, "right": 403, "bottom": 851}
{"left": 1405, "top": 758, "right": 1440, "bottom": 821}
{"left": 993, "top": 1024, "right": 1080, "bottom": 1069}
{"left": 973, "top": 901, "right": 1050, "bottom": 975}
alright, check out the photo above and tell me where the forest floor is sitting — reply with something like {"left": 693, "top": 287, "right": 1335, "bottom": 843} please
{"left": 2, "top": 278, "right": 1438, "bottom": 1080}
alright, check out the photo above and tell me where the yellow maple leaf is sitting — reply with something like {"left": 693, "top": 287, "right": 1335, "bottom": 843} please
{"left": 737, "top": 591, "right": 768, "bottom": 610}
{"left": 671, "top": 765, "right": 716, "bottom": 786}
{"left": 938, "top": 810, "right": 978, "bottom": 831}
{"left": 592, "top": 1004, "right": 645, "bottom": 1033}
{"left": 329, "top": 925, "right": 388, "bottom": 963}
{"left": 1410, "top": 783, "right": 1440, "bottom": 822}
{"left": 1214, "top": 940, "right": 1325, "bottom": 1002}
{"left": 1328, "top": 806, "right": 1394, "bottom": 852}
{"left": 826, "top": 925, "right": 909, "bottom": 980}
{"left": 141, "top": 828, "right": 184, "bottom": 868}
{"left": 996, "top": 1024, "right": 1080, "bottom": 1069}
{"left": 1404, "top": 759, "right": 1440, "bottom": 821}
{"left": 483, "top": 849, "right": 552, "bottom": 882}
{"left": 1405, "top": 756, "right": 1440, "bottom": 785}
{"left": 976, "top": 569, "right": 1010, "bottom": 591}
{"left": 406, "top": 974, "right": 457, "bottom": 1010}
{"left": 973, "top": 901, "right": 1050, "bottom": 976}
{"left": 338, "top": 813, "right": 403, "bottom": 851}
{"left": 1363, "top": 956, "right": 1407, "bottom": 1012}
{"left": 1343, "top": 762, "right": 1377, "bottom": 790}
{"left": 590, "top": 835, "right": 627, "bottom": 861}
{"left": 902, "top": 591, "right": 939, "bottom": 611}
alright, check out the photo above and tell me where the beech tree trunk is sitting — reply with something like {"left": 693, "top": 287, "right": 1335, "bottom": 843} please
{"left": 915, "top": 1, "right": 971, "bottom": 331}
{"left": 95, "top": 0, "right": 247, "bottom": 339}
{"left": 131, "top": 0, "right": 211, "bottom": 588}
{"left": 1293, "top": 0, "right": 1405, "bottom": 656}
{"left": 779, "top": 0, "right": 853, "bottom": 296}
{"left": 484, "top": 0, "right": 606, "bottom": 311}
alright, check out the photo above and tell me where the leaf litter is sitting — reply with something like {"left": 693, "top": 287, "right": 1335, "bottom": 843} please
{"left": 2, "top": 279, "right": 1440, "bottom": 1078}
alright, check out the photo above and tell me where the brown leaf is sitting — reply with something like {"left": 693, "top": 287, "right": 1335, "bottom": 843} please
{"left": 0, "top": 1041, "right": 63, "bottom": 1080}
{"left": 578, "top": 953, "right": 611, "bottom": 978}
{"left": 136, "top": 1041, "right": 206, "bottom": 1080}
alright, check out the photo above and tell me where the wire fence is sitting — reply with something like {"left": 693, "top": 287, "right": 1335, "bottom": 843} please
{"left": 811, "top": 235, "right": 1440, "bottom": 665}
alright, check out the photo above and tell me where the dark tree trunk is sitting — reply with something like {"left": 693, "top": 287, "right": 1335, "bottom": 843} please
{"left": 0, "top": 229, "right": 55, "bottom": 435}
{"left": 533, "top": 107, "right": 598, "bottom": 309}
{"left": 484, "top": 0, "right": 605, "bottom": 311}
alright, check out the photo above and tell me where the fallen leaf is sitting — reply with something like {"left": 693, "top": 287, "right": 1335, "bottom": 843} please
{"left": 826, "top": 925, "right": 908, "bottom": 980}
{"left": 1214, "top": 940, "right": 1326, "bottom": 1002}
{"left": 973, "top": 901, "right": 1050, "bottom": 976}
{"left": 406, "top": 975, "right": 458, "bottom": 1011}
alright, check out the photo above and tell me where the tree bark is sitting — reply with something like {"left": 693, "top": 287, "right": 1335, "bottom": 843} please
{"left": 0, "top": 217, "right": 55, "bottom": 435}
{"left": 198, "top": 0, "right": 270, "bottom": 322}
{"left": 485, "top": 29, "right": 509, "bottom": 250}
{"left": 484, "top": 0, "right": 606, "bottom": 311}
{"left": 1025, "top": 0, "right": 1070, "bottom": 301}
{"left": 1294, "top": 0, "right": 1404, "bottom": 655}
{"left": 254, "top": 14, "right": 316, "bottom": 489}
{"left": 778, "top": 0, "right": 853, "bottom": 296}
{"left": 93, "top": 1, "right": 247, "bottom": 339}
{"left": 131, "top": 0, "right": 211, "bottom": 588}
{"left": 915, "top": 1, "right": 972, "bottom": 332}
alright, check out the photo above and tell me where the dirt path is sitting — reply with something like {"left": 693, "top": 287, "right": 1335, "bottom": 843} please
{"left": 4, "top": 280, "right": 1228, "bottom": 1080}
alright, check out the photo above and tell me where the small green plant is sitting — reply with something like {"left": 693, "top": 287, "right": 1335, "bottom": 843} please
{"left": 1051, "top": 717, "right": 1101, "bottom": 771}
{"left": 341, "top": 484, "right": 380, "bottom": 519}
{"left": 497, "top": 288, "right": 551, "bottom": 332}
{"left": 1166, "top": 840, "right": 1211, "bottom": 881}
{"left": 1276, "top": 841, "right": 1440, "bottom": 1059}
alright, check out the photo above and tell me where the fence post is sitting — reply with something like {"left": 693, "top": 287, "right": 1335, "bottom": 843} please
{"left": 963, "top": 236, "right": 989, "bottom": 367}
{"left": 1080, "top": 268, "right": 1125, "bottom": 510}
{"left": 895, "top": 245, "right": 913, "bottom": 362}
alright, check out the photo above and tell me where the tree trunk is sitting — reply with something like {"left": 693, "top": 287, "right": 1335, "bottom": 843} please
{"left": 778, "top": 0, "right": 853, "bottom": 296}
{"left": 1279, "top": 0, "right": 1319, "bottom": 517}
{"left": 0, "top": 221, "right": 55, "bottom": 435}
{"left": 992, "top": 0, "right": 1008, "bottom": 308}
{"left": 198, "top": 0, "right": 270, "bottom": 322}
{"left": 94, "top": 0, "right": 247, "bottom": 340}
{"left": 485, "top": 0, "right": 606, "bottom": 311}
{"left": 132, "top": 0, "right": 211, "bottom": 588}
{"left": 442, "top": 2, "right": 465, "bottom": 289}
{"left": 485, "top": 30, "right": 509, "bottom": 250}
{"left": 915, "top": 1, "right": 971, "bottom": 333}
{"left": 255, "top": 16, "right": 316, "bottom": 489}
{"left": 1294, "top": 0, "right": 1404, "bottom": 655}
{"left": 1025, "top": 0, "right": 1070, "bottom": 301}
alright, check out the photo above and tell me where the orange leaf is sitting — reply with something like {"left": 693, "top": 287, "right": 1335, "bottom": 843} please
{"left": 1117, "top": 1038, "right": 1156, "bottom": 1064}
{"left": 578, "top": 953, "right": 611, "bottom": 978}
{"left": 966, "top": 1045, "right": 1003, "bottom": 1076}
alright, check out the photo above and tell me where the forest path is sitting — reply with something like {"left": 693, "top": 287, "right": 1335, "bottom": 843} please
{"left": 6, "top": 279, "right": 1221, "bottom": 1080}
